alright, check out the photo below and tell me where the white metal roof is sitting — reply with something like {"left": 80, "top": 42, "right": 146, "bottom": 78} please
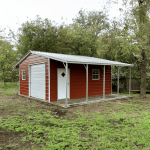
{"left": 13, "top": 50, "right": 134, "bottom": 68}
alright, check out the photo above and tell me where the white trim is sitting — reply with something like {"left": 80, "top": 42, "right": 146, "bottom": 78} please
{"left": 117, "top": 66, "right": 119, "bottom": 97}
{"left": 57, "top": 68, "right": 70, "bottom": 100}
{"left": 44, "top": 62, "right": 47, "bottom": 101}
{"left": 103, "top": 66, "right": 105, "bottom": 99}
{"left": 86, "top": 64, "right": 88, "bottom": 102}
{"left": 29, "top": 62, "right": 46, "bottom": 66}
{"left": 19, "top": 64, "right": 20, "bottom": 95}
{"left": 30, "top": 51, "right": 134, "bottom": 67}
{"left": 28, "top": 65, "right": 31, "bottom": 97}
{"left": 111, "top": 66, "right": 112, "bottom": 94}
{"left": 48, "top": 58, "right": 50, "bottom": 102}
{"left": 28, "top": 62, "right": 46, "bottom": 100}
{"left": 13, "top": 50, "right": 134, "bottom": 68}
{"left": 92, "top": 69, "right": 100, "bottom": 80}
{"left": 129, "top": 67, "right": 131, "bottom": 96}
{"left": 13, "top": 50, "right": 31, "bottom": 68}
{"left": 66, "top": 62, "right": 134, "bottom": 66}
{"left": 66, "top": 62, "right": 68, "bottom": 107}
{"left": 22, "top": 70, "right": 26, "bottom": 80}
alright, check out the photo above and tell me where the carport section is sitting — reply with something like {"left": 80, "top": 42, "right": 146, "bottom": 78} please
{"left": 22, "top": 51, "right": 133, "bottom": 108}
{"left": 63, "top": 61, "right": 133, "bottom": 108}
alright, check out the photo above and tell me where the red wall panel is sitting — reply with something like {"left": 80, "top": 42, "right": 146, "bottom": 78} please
{"left": 50, "top": 59, "right": 111, "bottom": 101}
{"left": 20, "top": 53, "right": 49, "bottom": 101}
{"left": 50, "top": 59, "right": 64, "bottom": 101}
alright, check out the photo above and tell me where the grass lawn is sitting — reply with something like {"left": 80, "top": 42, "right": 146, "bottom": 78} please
{"left": 1, "top": 82, "right": 150, "bottom": 149}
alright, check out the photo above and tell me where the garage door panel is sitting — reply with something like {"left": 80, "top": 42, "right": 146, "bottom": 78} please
{"left": 31, "top": 85, "right": 45, "bottom": 91}
{"left": 31, "top": 79, "right": 45, "bottom": 83}
{"left": 30, "top": 63, "right": 45, "bottom": 100}
{"left": 32, "top": 72, "right": 45, "bottom": 78}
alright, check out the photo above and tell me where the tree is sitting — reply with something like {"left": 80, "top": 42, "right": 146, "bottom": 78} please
{"left": 56, "top": 9, "right": 110, "bottom": 57}
{"left": 57, "top": 23, "right": 100, "bottom": 57}
{"left": 16, "top": 15, "right": 59, "bottom": 57}
{"left": 99, "top": 0, "right": 150, "bottom": 98}
{"left": 0, "top": 39, "right": 18, "bottom": 86}
{"left": 72, "top": 8, "right": 110, "bottom": 36}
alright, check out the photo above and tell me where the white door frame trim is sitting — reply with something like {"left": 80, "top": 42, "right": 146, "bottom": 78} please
{"left": 57, "top": 67, "right": 70, "bottom": 101}
{"left": 28, "top": 62, "right": 46, "bottom": 100}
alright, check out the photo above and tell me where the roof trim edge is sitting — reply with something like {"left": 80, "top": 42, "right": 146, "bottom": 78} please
{"left": 12, "top": 50, "right": 32, "bottom": 68}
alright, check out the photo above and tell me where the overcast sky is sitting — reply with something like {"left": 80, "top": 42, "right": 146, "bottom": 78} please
{"left": 0, "top": 0, "right": 126, "bottom": 49}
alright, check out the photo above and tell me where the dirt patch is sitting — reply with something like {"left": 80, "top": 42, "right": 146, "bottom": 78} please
{"left": 0, "top": 127, "right": 45, "bottom": 150}
{"left": 0, "top": 94, "right": 148, "bottom": 120}
{"left": 1, "top": 93, "right": 150, "bottom": 149}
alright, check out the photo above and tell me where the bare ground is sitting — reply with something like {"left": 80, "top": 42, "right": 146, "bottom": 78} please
{"left": 0, "top": 92, "right": 150, "bottom": 149}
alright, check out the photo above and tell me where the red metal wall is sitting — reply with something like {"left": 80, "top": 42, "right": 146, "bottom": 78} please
{"left": 20, "top": 53, "right": 49, "bottom": 101}
{"left": 50, "top": 59, "right": 111, "bottom": 101}
{"left": 50, "top": 59, "right": 64, "bottom": 101}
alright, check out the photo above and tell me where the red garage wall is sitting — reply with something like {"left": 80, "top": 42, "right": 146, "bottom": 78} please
{"left": 19, "top": 53, "right": 49, "bottom": 101}
{"left": 50, "top": 59, "right": 111, "bottom": 101}
{"left": 50, "top": 59, "right": 64, "bottom": 102}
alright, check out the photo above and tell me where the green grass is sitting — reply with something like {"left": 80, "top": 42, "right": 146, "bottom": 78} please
{"left": 1, "top": 97, "right": 150, "bottom": 149}
{"left": 1, "top": 83, "right": 150, "bottom": 149}
{"left": 0, "top": 81, "right": 19, "bottom": 95}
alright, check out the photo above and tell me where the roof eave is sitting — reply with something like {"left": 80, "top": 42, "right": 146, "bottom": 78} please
{"left": 12, "top": 50, "right": 32, "bottom": 68}
{"left": 12, "top": 50, "right": 134, "bottom": 68}
{"left": 30, "top": 51, "right": 67, "bottom": 64}
{"left": 67, "top": 61, "right": 134, "bottom": 67}
{"left": 12, "top": 50, "right": 68, "bottom": 69}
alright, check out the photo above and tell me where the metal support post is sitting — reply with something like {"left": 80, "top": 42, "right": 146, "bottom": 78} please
{"left": 86, "top": 64, "right": 88, "bottom": 103}
{"left": 111, "top": 65, "right": 112, "bottom": 94}
{"left": 65, "top": 62, "right": 68, "bottom": 107}
{"left": 117, "top": 66, "right": 119, "bottom": 97}
{"left": 129, "top": 67, "right": 131, "bottom": 96}
{"left": 103, "top": 65, "right": 105, "bottom": 99}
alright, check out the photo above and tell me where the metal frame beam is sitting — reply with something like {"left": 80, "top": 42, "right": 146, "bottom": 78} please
{"left": 103, "top": 65, "right": 105, "bottom": 99}
{"left": 111, "top": 66, "right": 112, "bottom": 94}
{"left": 65, "top": 62, "right": 68, "bottom": 107}
{"left": 86, "top": 64, "right": 88, "bottom": 103}
{"left": 117, "top": 66, "right": 119, "bottom": 97}
{"left": 129, "top": 67, "right": 131, "bottom": 96}
{"left": 83, "top": 64, "right": 88, "bottom": 102}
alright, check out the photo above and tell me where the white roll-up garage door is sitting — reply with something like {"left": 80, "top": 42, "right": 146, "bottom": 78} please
{"left": 30, "top": 63, "right": 45, "bottom": 100}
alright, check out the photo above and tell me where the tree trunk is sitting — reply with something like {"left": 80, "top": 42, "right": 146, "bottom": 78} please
{"left": 140, "top": 49, "right": 147, "bottom": 98}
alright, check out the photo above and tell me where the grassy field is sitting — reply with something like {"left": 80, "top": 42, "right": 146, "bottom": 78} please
{"left": 1, "top": 82, "right": 150, "bottom": 149}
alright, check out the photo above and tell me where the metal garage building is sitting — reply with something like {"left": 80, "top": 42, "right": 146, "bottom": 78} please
{"left": 13, "top": 50, "right": 134, "bottom": 107}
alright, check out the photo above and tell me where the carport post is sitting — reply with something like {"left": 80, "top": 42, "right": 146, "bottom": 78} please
{"left": 65, "top": 62, "right": 68, "bottom": 107}
{"left": 103, "top": 65, "right": 105, "bottom": 99}
{"left": 86, "top": 64, "right": 88, "bottom": 103}
{"left": 117, "top": 66, "right": 119, "bottom": 97}
{"left": 111, "top": 65, "right": 112, "bottom": 94}
{"left": 129, "top": 67, "right": 131, "bottom": 96}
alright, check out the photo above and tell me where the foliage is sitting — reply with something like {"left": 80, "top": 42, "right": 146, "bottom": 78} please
{"left": 16, "top": 15, "right": 59, "bottom": 57}
{"left": 72, "top": 8, "right": 110, "bottom": 35}
{"left": 98, "top": 0, "right": 150, "bottom": 98}
{"left": 16, "top": 9, "right": 110, "bottom": 58}
{"left": 0, "top": 39, "right": 18, "bottom": 85}
{"left": 57, "top": 23, "right": 101, "bottom": 57}
{"left": 1, "top": 90, "right": 150, "bottom": 149}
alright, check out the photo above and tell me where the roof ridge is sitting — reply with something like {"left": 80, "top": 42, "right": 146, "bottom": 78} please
{"left": 31, "top": 50, "right": 102, "bottom": 59}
